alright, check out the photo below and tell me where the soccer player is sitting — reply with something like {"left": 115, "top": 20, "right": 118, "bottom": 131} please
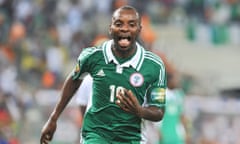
{"left": 40, "top": 5, "right": 167, "bottom": 144}
{"left": 157, "top": 73, "right": 190, "bottom": 144}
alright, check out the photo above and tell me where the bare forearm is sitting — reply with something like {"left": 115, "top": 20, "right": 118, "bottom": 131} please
{"left": 116, "top": 89, "right": 165, "bottom": 121}
{"left": 50, "top": 76, "right": 81, "bottom": 121}
{"left": 138, "top": 106, "right": 165, "bottom": 122}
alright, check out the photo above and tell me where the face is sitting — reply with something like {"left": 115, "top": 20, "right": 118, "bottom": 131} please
{"left": 109, "top": 8, "right": 142, "bottom": 56}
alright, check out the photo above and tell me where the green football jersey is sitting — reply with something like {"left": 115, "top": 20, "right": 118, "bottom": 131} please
{"left": 72, "top": 40, "right": 167, "bottom": 143}
{"left": 158, "top": 89, "right": 186, "bottom": 144}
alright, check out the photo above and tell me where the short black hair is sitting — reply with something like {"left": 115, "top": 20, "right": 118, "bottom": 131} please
{"left": 112, "top": 5, "right": 141, "bottom": 23}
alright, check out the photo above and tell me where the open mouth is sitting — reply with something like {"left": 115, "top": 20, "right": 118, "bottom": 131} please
{"left": 118, "top": 36, "right": 131, "bottom": 47}
{"left": 118, "top": 36, "right": 131, "bottom": 41}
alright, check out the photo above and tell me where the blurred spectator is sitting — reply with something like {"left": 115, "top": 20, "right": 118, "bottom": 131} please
{"left": 66, "top": 0, "right": 84, "bottom": 36}
{"left": 41, "top": 70, "right": 56, "bottom": 89}
{"left": 44, "top": 26, "right": 66, "bottom": 88}
{"left": 112, "top": 0, "right": 128, "bottom": 12}
{"left": 186, "top": 0, "right": 206, "bottom": 22}
{"left": 129, "top": 0, "right": 148, "bottom": 14}
{"left": 0, "top": 13, "right": 9, "bottom": 43}
{"left": 41, "top": 0, "right": 57, "bottom": 28}
{"left": 0, "top": 43, "right": 15, "bottom": 64}
{"left": 0, "top": 0, "right": 14, "bottom": 19}
{"left": 69, "top": 31, "right": 90, "bottom": 59}
{"left": 9, "top": 21, "right": 26, "bottom": 44}
{"left": 229, "top": 1, "right": 240, "bottom": 22}
{"left": 140, "top": 13, "right": 157, "bottom": 50}
{"left": 139, "top": 13, "right": 176, "bottom": 76}
{"left": 91, "top": 34, "right": 109, "bottom": 46}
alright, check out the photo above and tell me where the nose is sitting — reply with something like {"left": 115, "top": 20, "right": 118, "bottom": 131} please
{"left": 120, "top": 24, "right": 129, "bottom": 31}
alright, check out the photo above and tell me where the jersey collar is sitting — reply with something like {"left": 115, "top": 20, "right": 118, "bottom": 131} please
{"left": 103, "top": 40, "right": 144, "bottom": 71}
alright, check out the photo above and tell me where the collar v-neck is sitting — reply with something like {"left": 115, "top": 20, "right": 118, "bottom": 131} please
{"left": 102, "top": 40, "right": 145, "bottom": 71}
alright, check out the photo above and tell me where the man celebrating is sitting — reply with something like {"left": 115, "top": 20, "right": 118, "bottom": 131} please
{"left": 40, "top": 5, "right": 167, "bottom": 144}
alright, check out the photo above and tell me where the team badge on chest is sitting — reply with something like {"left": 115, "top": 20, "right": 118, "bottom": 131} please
{"left": 130, "top": 72, "right": 144, "bottom": 87}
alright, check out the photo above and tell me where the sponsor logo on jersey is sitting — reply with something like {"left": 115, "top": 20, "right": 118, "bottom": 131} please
{"left": 130, "top": 72, "right": 144, "bottom": 87}
{"left": 151, "top": 88, "right": 166, "bottom": 103}
{"left": 96, "top": 69, "right": 105, "bottom": 76}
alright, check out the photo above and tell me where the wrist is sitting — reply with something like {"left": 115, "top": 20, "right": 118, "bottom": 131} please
{"left": 136, "top": 107, "right": 143, "bottom": 118}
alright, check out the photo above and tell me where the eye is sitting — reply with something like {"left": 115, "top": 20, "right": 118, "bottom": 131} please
{"left": 129, "top": 22, "right": 137, "bottom": 27}
{"left": 114, "top": 22, "right": 122, "bottom": 27}
{"left": 116, "top": 23, "right": 121, "bottom": 27}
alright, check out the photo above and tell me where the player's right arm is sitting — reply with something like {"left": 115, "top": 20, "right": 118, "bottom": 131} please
{"left": 40, "top": 47, "right": 96, "bottom": 144}
{"left": 40, "top": 74, "right": 82, "bottom": 144}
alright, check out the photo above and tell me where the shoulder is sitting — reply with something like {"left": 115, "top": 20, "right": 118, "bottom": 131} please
{"left": 79, "top": 46, "right": 101, "bottom": 56}
{"left": 144, "top": 50, "right": 165, "bottom": 67}
{"left": 77, "top": 46, "right": 102, "bottom": 61}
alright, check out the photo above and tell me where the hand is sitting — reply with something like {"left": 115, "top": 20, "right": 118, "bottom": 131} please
{"left": 115, "top": 89, "right": 142, "bottom": 117}
{"left": 40, "top": 118, "right": 57, "bottom": 144}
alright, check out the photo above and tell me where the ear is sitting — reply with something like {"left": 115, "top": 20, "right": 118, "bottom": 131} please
{"left": 138, "top": 25, "right": 142, "bottom": 34}
{"left": 139, "top": 25, "right": 142, "bottom": 32}
{"left": 109, "top": 24, "right": 113, "bottom": 37}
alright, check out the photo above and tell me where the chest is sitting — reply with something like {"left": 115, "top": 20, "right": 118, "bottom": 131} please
{"left": 92, "top": 61, "right": 147, "bottom": 87}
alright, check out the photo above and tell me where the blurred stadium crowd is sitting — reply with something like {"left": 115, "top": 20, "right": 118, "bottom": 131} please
{"left": 0, "top": 0, "right": 240, "bottom": 144}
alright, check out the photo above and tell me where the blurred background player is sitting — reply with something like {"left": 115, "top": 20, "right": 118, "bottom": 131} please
{"left": 156, "top": 72, "right": 191, "bottom": 144}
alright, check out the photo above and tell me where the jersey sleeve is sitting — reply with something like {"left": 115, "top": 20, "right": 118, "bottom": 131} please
{"left": 146, "top": 59, "right": 167, "bottom": 108}
{"left": 71, "top": 47, "right": 96, "bottom": 80}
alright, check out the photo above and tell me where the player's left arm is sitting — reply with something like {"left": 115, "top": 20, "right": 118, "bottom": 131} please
{"left": 139, "top": 58, "right": 167, "bottom": 121}
{"left": 116, "top": 87, "right": 165, "bottom": 122}
{"left": 116, "top": 73, "right": 166, "bottom": 122}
